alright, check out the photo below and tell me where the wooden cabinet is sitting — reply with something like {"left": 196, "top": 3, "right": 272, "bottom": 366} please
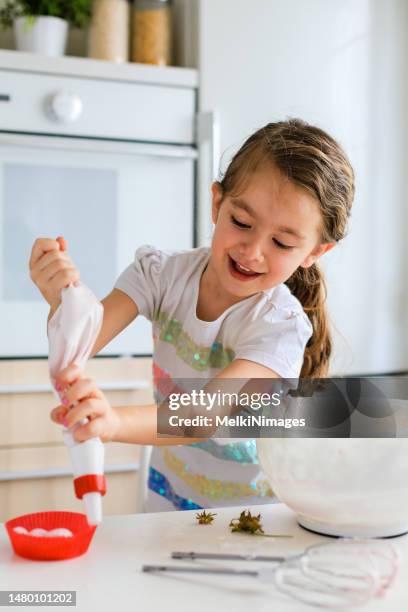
{"left": 0, "top": 357, "right": 154, "bottom": 522}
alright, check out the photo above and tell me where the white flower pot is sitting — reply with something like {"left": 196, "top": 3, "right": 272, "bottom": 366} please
{"left": 14, "top": 16, "right": 68, "bottom": 57}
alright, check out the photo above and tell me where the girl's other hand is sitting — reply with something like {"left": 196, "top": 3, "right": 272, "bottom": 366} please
{"left": 29, "top": 236, "right": 80, "bottom": 312}
{"left": 51, "top": 364, "right": 120, "bottom": 443}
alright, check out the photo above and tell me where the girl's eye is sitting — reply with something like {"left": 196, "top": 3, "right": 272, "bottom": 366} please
{"left": 231, "top": 215, "right": 251, "bottom": 229}
{"left": 273, "top": 238, "right": 294, "bottom": 250}
{"left": 230, "top": 214, "right": 294, "bottom": 249}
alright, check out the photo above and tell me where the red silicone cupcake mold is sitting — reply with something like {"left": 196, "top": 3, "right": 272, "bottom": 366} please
{"left": 5, "top": 511, "right": 97, "bottom": 561}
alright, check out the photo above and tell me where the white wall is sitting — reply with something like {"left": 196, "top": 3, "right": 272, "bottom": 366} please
{"left": 198, "top": 0, "right": 408, "bottom": 375}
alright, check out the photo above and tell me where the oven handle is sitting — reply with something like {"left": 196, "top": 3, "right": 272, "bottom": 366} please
{"left": 0, "top": 131, "right": 198, "bottom": 159}
{"left": 0, "top": 380, "right": 150, "bottom": 394}
{"left": 196, "top": 111, "right": 220, "bottom": 247}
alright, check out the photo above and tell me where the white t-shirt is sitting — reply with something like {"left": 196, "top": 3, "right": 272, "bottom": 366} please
{"left": 115, "top": 245, "right": 313, "bottom": 511}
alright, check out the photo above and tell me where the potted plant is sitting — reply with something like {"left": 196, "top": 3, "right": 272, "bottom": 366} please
{"left": 0, "top": 1, "right": 91, "bottom": 57}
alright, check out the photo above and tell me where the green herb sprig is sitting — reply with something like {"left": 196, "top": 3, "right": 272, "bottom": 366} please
{"left": 195, "top": 510, "right": 217, "bottom": 525}
{"left": 229, "top": 510, "right": 264, "bottom": 534}
{"left": 229, "top": 509, "right": 293, "bottom": 538}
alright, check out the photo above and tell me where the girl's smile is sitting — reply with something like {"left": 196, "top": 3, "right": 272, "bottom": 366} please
{"left": 227, "top": 254, "right": 264, "bottom": 280}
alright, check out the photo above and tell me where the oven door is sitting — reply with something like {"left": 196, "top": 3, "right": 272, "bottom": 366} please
{"left": 0, "top": 133, "right": 196, "bottom": 357}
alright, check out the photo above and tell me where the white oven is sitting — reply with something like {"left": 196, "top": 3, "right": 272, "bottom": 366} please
{"left": 0, "top": 54, "right": 213, "bottom": 357}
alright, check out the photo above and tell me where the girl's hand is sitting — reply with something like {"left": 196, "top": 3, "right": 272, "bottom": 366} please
{"left": 29, "top": 236, "right": 80, "bottom": 312}
{"left": 51, "top": 364, "right": 120, "bottom": 443}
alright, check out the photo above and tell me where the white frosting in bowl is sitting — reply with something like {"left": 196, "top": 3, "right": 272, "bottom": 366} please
{"left": 257, "top": 438, "right": 408, "bottom": 535}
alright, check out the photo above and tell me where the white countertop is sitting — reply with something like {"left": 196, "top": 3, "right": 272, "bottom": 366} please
{"left": 1, "top": 503, "right": 407, "bottom": 611}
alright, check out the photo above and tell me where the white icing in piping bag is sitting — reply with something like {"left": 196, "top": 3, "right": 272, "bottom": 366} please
{"left": 48, "top": 281, "right": 105, "bottom": 526}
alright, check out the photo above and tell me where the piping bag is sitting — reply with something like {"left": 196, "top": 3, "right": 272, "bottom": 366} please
{"left": 48, "top": 280, "right": 106, "bottom": 526}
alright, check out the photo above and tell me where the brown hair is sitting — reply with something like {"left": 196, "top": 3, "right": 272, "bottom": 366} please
{"left": 219, "top": 118, "right": 355, "bottom": 378}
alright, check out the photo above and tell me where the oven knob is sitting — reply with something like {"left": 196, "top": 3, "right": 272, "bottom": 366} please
{"left": 46, "top": 91, "right": 83, "bottom": 123}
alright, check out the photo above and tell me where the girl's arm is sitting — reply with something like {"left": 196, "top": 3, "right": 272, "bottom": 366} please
{"left": 111, "top": 358, "right": 280, "bottom": 444}
{"left": 51, "top": 360, "right": 279, "bottom": 445}
{"left": 29, "top": 238, "right": 139, "bottom": 356}
{"left": 109, "top": 403, "right": 202, "bottom": 446}
{"left": 90, "top": 289, "right": 138, "bottom": 357}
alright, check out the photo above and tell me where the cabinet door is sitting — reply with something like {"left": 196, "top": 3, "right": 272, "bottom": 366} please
{"left": 0, "top": 470, "right": 140, "bottom": 522}
{"left": 0, "top": 442, "right": 142, "bottom": 521}
{"left": 0, "top": 358, "right": 154, "bottom": 446}
{"left": 0, "top": 358, "right": 154, "bottom": 521}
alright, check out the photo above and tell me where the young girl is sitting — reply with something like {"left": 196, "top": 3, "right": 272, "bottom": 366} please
{"left": 29, "top": 118, "right": 355, "bottom": 512}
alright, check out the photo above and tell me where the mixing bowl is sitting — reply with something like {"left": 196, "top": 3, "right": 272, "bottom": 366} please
{"left": 257, "top": 438, "right": 408, "bottom": 537}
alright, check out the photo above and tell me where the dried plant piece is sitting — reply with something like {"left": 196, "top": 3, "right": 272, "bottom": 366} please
{"left": 229, "top": 510, "right": 264, "bottom": 535}
{"left": 196, "top": 510, "right": 217, "bottom": 525}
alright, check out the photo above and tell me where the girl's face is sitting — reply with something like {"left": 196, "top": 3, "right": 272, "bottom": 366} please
{"left": 208, "top": 164, "right": 334, "bottom": 301}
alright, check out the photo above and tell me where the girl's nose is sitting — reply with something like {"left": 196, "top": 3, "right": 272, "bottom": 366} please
{"left": 239, "top": 239, "right": 264, "bottom": 263}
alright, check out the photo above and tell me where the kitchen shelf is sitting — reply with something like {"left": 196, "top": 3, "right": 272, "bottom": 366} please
{"left": 0, "top": 463, "right": 139, "bottom": 482}
{"left": 0, "top": 49, "right": 198, "bottom": 89}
